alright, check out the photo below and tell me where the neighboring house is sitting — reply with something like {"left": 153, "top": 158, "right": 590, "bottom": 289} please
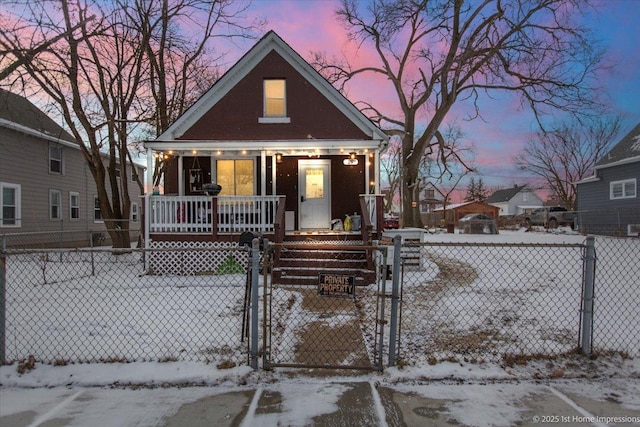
{"left": 575, "top": 122, "right": 640, "bottom": 236}
{"left": 143, "top": 31, "right": 388, "bottom": 243}
{"left": 485, "top": 185, "right": 543, "bottom": 216}
{"left": 420, "top": 183, "right": 445, "bottom": 213}
{"left": 0, "top": 89, "right": 144, "bottom": 248}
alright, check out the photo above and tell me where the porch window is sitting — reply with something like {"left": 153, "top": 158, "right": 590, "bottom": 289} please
{"left": 259, "top": 79, "right": 290, "bottom": 123}
{"left": 216, "top": 159, "right": 255, "bottom": 196}
{"left": 610, "top": 179, "right": 636, "bottom": 200}
{"left": 1, "top": 182, "right": 21, "bottom": 227}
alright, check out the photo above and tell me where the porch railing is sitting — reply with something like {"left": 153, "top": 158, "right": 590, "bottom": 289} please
{"left": 145, "top": 195, "right": 283, "bottom": 236}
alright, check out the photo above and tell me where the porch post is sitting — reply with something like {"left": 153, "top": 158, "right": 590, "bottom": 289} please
{"left": 271, "top": 154, "right": 277, "bottom": 195}
{"left": 374, "top": 149, "right": 380, "bottom": 194}
{"left": 146, "top": 148, "right": 154, "bottom": 194}
{"left": 365, "top": 152, "right": 370, "bottom": 194}
{"left": 260, "top": 151, "right": 267, "bottom": 196}
{"left": 177, "top": 155, "right": 184, "bottom": 196}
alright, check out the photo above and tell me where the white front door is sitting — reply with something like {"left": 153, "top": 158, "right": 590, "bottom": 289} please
{"left": 298, "top": 159, "right": 331, "bottom": 229}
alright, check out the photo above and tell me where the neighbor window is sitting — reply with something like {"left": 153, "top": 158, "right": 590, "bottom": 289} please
{"left": 259, "top": 79, "right": 290, "bottom": 123}
{"left": 69, "top": 191, "right": 80, "bottom": 220}
{"left": 610, "top": 179, "right": 637, "bottom": 200}
{"left": 50, "top": 189, "right": 62, "bottom": 220}
{"left": 49, "top": 144, "right": 63, "bottom": 174}
{"left": 94, "top": 195, "right": 103, "bottom": 222}
{"left": 216, "top": 159, "right": 255, "bottom": 196}
{"left": 1, "top": 182, "right": 21, "bottom": 227}
{"left": 131, "top": 202, "right": 139, "bottom": 222}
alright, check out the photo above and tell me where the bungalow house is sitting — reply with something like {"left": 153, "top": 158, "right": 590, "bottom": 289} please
{"left": 0, "top": 89, "right": 144, "bottom": 248}
{"left": 485, "top": 185, "right": 543, "bottom": 216}
{"left": 143, "top": 31, "right": 388, "bottom": 247}
{"left": 575, "top": 123, "right": 640, "bottom": 236}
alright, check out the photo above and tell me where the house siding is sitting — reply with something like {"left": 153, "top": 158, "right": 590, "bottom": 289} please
{"left": 0, "top": 126, "right": 143, "bottom": 246}
{"left": 507, "top": 191, "right": 543, "bottom": 215}
{"left": 576, "top": 161, "right": 640, "bottom": 235}
{"left": 179, "top": 50, "right": 369, "bottom": 141}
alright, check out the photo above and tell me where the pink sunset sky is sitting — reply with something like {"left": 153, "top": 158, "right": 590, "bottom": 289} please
{"left": 230, "top": 0, "right": 640, "bottom": 201}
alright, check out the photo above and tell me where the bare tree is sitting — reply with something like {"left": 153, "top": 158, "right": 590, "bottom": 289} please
{"left": 515, "top": 116, "right": 624, "bottom": 210}
{"left": 1, "top": 0, "right": 261, "bottom": 247}
{"left": 313, "top": 0, "right": 605, "bottom": 227}
{"left": 380, "top": 135, "right": 402, "bottom": 212}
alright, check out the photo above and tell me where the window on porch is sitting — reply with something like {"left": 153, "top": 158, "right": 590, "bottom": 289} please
{"left": 216, "top": 159, "right": 255, "bottom": 196}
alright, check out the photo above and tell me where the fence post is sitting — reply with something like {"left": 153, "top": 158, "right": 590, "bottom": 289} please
{"left": 388, "top": 235, "right": 402, "bottom": 367}
{"left": 581, "top": 236, "right": 596, "bottom": 356}
{"left": 0, "top": 252, "right": 6, "bottom": 363}
{"left": 250, "top": 237, "right": 260, "bottom": 369}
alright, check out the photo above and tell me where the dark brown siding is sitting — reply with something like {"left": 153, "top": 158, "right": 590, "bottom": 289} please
{"left": 331, "top": 156, "right": 365, "bottom": 220}
{"left": 275, "top": 155, "right": 367, "bottom": 228}
{"left": 180, "top": 51, "right": 369, "bottom": 141}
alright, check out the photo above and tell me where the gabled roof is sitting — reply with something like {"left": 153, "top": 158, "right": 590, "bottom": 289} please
{"left": 595, "top": 122, "right": 640, "bottom": 168}
{"left": 154, "top": 30, "right": 387, "bottom": 144}
{"left": 485, "top": 185, "right": 529, "bottom": 203}
{"left": 0, "top": 89, "right": 75, "bottom": 144}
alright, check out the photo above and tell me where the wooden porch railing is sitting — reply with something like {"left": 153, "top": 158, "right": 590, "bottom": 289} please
{"left": 145, "top": 195, "right": 283, "bottom": 238}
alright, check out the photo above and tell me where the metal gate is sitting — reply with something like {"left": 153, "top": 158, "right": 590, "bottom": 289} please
{"left": 262, "top": 242, "right": 389, "bottom": 370}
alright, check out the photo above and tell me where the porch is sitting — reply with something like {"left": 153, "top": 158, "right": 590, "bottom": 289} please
{"left": 144, "top": 194, "right": 385, "bottom": 245}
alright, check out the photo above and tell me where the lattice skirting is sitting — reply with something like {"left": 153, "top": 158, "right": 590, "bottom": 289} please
{"left": 147, "top": 240, "right": 248, "bottom": 276}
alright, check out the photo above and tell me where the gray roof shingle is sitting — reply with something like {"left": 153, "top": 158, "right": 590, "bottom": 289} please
{"left": 596, "top": 122, "right": 640, "bottom": 167}
{"left": 0, "top": 89, "right": 75, "bottom": 143}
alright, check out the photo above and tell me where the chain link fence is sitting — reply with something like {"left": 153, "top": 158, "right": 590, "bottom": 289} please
{"left": 591, "top": 236, "right": 640, "bottom": 357}
{"left": 1, "top": 220, "right": 141, "bottom": 250}
{"left": 264, "top": 243, "right": 384, "bottom": 370}
{"left": 393, "top": 237, "right": 638, "bottom": 366}
{"left": 1, "top": 245, "right": 249, "bottom": 366}
{"left": 1, "top": 234, "right": 636, "bottom": 369}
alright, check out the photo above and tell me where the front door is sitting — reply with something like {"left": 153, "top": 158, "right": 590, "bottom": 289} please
{"left": 298, "top": 159, "right": 331, "bottom": 229}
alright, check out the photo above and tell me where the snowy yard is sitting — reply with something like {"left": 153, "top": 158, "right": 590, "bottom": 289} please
{"left": 2, "top": 230, "right": 638, "bottom": 369}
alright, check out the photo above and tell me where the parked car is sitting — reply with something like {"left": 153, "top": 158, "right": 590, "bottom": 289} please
{"left": 524, "top": 206, "right": 577, "bottom": 229}
{"left": 383, "top": 215, "right": 399, "bottom": 229}
{"left": 457, "top": 214, "right": 498, "bottom": 234}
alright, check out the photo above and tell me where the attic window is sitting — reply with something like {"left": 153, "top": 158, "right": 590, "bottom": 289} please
{"left": 259, "top": 79, "right": 291, "bottom": 123}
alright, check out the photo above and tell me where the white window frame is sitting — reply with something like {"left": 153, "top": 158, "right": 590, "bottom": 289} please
{"left": 69, "top": 191, "right": 80, "bottom": 220}
{"left": 49, "top": 189, "right": 62, "bottom": 220}
{"left": 49, "top": 144, "right": 64, "bottom": 174}
{"left": 259, "top": 79, "right": 291, "bottom": 123}
{"left": 94, "top": 195, "right": 103, "bottom": 222}
{"left": 610, "top": 178, "right": 637, "bottom": 200}
{"left": 131, "top": 202, "right": 139, "bottom": 222}
{"left": 1, "top": 182, "right": 22, "bottom": 228}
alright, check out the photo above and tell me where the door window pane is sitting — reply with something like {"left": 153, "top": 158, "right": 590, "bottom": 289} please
{"left": 305, "top": 168, "right": 324, "bottom": 199}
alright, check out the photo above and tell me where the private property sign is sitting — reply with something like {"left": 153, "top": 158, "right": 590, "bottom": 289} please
{"left": 318, "top": 274, "right": 355, "bottom": 298}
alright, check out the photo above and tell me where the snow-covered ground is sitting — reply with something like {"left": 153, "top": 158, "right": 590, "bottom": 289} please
{"left": 2, "top": 229, "right": 638, "bottom": 377}
{"left": 1, "top": 229, "right": 638, "bottom": 426}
